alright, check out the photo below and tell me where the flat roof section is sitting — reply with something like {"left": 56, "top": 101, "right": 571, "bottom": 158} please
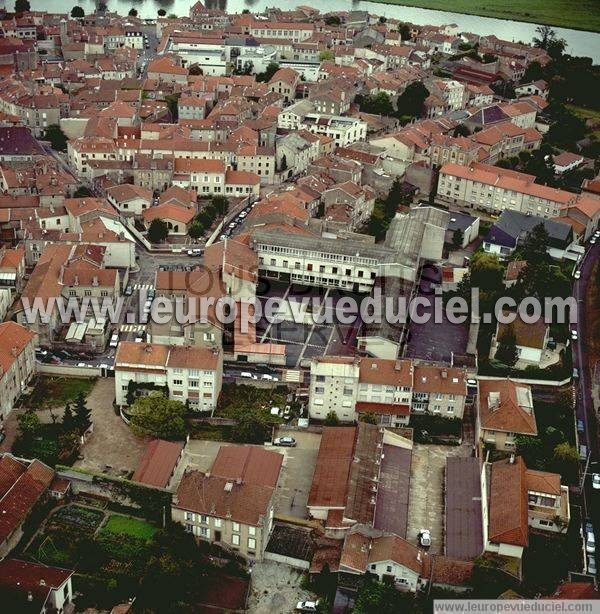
{"left": 445, "top": 456, "right": 484, "bottom": 560}
{"left": 374, "top": 444, "right": 411, "bottom": 538}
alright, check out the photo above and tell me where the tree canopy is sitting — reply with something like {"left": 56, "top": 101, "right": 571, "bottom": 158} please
{"left": 71, "top": 5, "right": 84, "bottom": 18}
{"left": 42, "top": 124, "right": 68, "bottom": 152}
{"left": 148, "top": 218, "right": 169, "bottom": 243}
{"left": 130, "top": 394, "right": 186, "bottom": 440}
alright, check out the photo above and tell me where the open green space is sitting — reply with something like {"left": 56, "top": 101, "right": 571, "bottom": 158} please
{"left": 566, "top": 104, "right": 600, "bottom": 139}
{"left": 26, "top": 376, "right": 95, "bottom": 409}
{"left": 373, "top": 0, "right": 600, "bottom": 32}
{"left": 101, "top": 515, "right": 157, "bottom": 541}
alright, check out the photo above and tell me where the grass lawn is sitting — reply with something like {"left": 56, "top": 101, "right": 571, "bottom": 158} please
{"left": 101, "top": 515, "right": 157, "bottom": 541}
{"left": 566, "top": 105, "right": 600, "bottom": 139}
{"left": 373, "top": 0, "right": 600, "bottom": 32}
{"left": 27, "top": 376, "right": 95, "bottom": 409}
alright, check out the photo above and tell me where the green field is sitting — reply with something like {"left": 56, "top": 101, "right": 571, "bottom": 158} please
{"left": 374, "top": 0, "right": 600, "bottom": 33}
{"left": 101, "top": 515, "right": 157, "bottom": 540}
{"left": 566, "top": 104, "right": 600, "bottom": 139}
{"left": 27, "top": 376, "right": 95, "bottom": 409}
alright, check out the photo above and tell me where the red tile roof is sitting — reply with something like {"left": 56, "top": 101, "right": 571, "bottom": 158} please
{"left": 210, "top": 445, "right": 283, "bottom": 489}
{"left": 132, "top": 439, "right": 184, "bottom": 489}
{"left": 308, "top": 427, "right": 356, "bottom": 509}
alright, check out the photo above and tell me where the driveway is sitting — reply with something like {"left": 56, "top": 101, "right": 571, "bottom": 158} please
{"left": 272, "top": 429, "right": 321, "bottom": 519}
{"left": 406, "top": 442, "right": 471, "bottom": 555}
{"left": 75, "top": 379, "right": 148, "bottom": 477}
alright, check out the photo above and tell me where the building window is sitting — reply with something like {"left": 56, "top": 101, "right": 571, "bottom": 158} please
{"left": 232, "top": 534, "right": 240, "bottom": 546}
{"left": 185, "top": 512, "right": 194, "bottom": 521}
{"left": 248, "top": 526, "right": 256, "bottom": 536}
{"left": 214, "top": 518, "right": 222, "bottom": 528}
{"left": 232, "top": 522, "right": 240, "bottom": 532}
{"left": 248, "top": 537, "right": 256, "bottom": 550}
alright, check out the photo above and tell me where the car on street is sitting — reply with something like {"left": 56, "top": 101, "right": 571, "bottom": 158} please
{"left": 586, "top": 524, "right": 596, "bottom": 554}
{"left": 593, "top": 474, "right": 600, "bottom": 490}
{"left": 573, "top": 368, "right": 579, "bottom": 379}
{"left": 109, "top": 332, "right": 119, "bottom": 348}
{"left": 239, "top": 211, "right": 248, "bottom": 218}
{"left": 418, "top": 529, "right": 431, "bottom": 547}
{"left": 571, "top": 329, "right": 579, "bottom": 341}
{"left": 187, "top": 248, "right": 203, "bottom": 257}
{"left": 273, "top": 437, "right": 296, "bottom": 447}
{"left": 574, "top": 270, "right": 581, "bottom": 280}
{"left": 219, "top": 234, "right": 227, "bottom": 241}
{"left": 296, "top": 602, "right": 319, "bottom": 613}
{"left": 591, "top": 238, "right": 597, "bottom": 245}
{"left": 589, "top": 555, "right": 597, "bottom": 575}
{"left": 240, "top": 372, "right": 257, "bottom": 380}
{"left": 578, "top": 419, "right": 585, "bottom": 433}
{"left": 228, "top": 222, "right": 236, "bottom": 229}
{"left": 125, "top": 285, "right": 133, "bottom": 296}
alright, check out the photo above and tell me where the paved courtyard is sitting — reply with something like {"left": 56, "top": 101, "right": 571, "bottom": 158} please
{"left": 406, "top": 442, "right": 471, "bottom": 555}
{"left": 75, "top": 378, "right": 148, "bottom": 477}
{"left": 248, "top": 561, "right": 314, "bottom": 614}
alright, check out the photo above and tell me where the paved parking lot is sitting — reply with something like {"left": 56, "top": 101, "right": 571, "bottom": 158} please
{"left": 171, "top": 430, "right": 321, "bottom": 519}
{"left": 406, "top": 443, "right": 471, "bottom": 555}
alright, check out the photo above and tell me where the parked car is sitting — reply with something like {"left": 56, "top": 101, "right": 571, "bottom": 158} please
{"left": 591, "top": 238, "right": 597, "bottom": 245}
{"left": 574, "top": 270, "right": 581, "bottom": 280}
{"left": 573, "top": 368, "right": 580, "bottom": 379}
{"left": 296, "top": 602, "right": 319, "bottom": 613}
{"left": 240, "top": 372, "right": 257, "bottom": 380}
{"left": 571, "top": 329, "right": 579, "bottom": 341}
{"left": 239, "top": 211, "right": 248, "bottom": 218}
{"left": 418, "top": 529, "right": 431, "bottom": 547}
{"left": 109, "top": 332, "right": 119, "bottom": 348}
{"left": 589, "top": 555, "right": 597, "bottom": 575}
{"left": 593, "top": 474, "right": 600, "bottom": 490}
{"left": 578, "top": 419, "right": 585, "bottom": 433}
{"left": 273, "top": 437, "right": 296, "bottom": 447}
{"left": 125, "top": 285, "right": 133, "bottom": 296}
{"left": 187, "top": 248, "right": 203, "bottom": 257}
{"left": 586, "top": 525, "right": 596, "bottom": 554}
{"left": 261, "top": 374, "right": 273, "bottom": 381}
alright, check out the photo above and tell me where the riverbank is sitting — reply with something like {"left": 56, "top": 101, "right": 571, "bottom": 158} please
{"left": 371, "top": 0, "right": 600, "bottom": 33}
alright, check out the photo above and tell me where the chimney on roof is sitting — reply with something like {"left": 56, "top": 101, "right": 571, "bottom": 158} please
{"left": 11, "top": 347, "right": 18, "bottom": 357}
{"left": 74, "top": 274, "right": 79, "bottom": 286}
{"left": 144, "top": 345, "right": 152, "bottom": 352}
{"left": 509, "top": 453, "right": 515, "bottom": 464}
{"left": 39, "top": 579, "right": 46, "bottom": 587}
{"left": 441, "top": 369, "right": 447, "bottom": 379}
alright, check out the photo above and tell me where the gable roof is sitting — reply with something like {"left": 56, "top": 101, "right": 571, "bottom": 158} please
{"left": 488, "top": 457, "right": 529, "bottom": 548}
{"left": 209, "top": 445, "right": 283, "bottom": 489}
{"left": 132, "top": 439, "right": 184, "bottom": 489}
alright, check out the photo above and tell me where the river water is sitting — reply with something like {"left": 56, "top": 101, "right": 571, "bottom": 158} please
{"left": 29, "top": 0, "right": 600, "bottom": 62}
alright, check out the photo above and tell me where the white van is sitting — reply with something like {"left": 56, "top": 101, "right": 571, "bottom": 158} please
{"left": 240, "top": 372, "right": 256, "bottom": 380}
{"left": 109, "top": 332, "right": 119, "bottom": 348}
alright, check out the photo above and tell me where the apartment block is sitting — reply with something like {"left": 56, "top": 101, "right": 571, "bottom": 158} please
{"left": 172, "top": 445, "right": 283, "bottom": 560}
{"left": 114, "top": 342, "right": 223, "bottom": 411}
{"left": 437, "top": 162, "right": 574, "bottom": 218}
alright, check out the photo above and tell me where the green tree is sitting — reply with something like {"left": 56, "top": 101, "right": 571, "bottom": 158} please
{"left": 164, "top": 93, "right": 181, "bottom": 121}
{"left": 130, "top": 394, "right": 186, "bottom": 440}
{"left": 17, "top": 410, "right": 40, "bottom": 439}
{"left": 42, "top": 124, "right": 68, "bottom": 152}
{"left": 358, "top": 92, "right": 394, "bottom": 117}
{"left": 73, "top": 186, "right": 93, "bottom": 198}
{"left": 188, "top": 221, "right": 203, "bottom": 240}
{"left": 70, "top": 5, "right": 84, "bottom": 18}
{"left": 232, "top": 410, "right": 270, "bottom": 444}
{"left": 553, "top": 442, "right": 579, "bottom": 464}
{"left": 128, "top": 8, "right": 138, "bottom": 17}
{"left": 256, "top": 62, "right": 280, "bottom": 83}
{"left": 469, "top": 252, "right": 505, "bottom": 296}
{"left": 520, "top": 222, "right": 550, "bottom": 264}
{"left": 62, "top": 402, "right": 76, "bottom": 431}
{"left": 354, "top": 575, "right": 412, "bottom": 613}
{"left": 188, "top": 63, "right": 203, "bottom": 76}
{"left": 157, "top": 8, "right": 166, "bottom": 16}
{"left": 398, "top": 23, "right": 411, "bottom": 41}
{"left": 452, "top": 228, "right": 464, "bottom": 249}
{"left": 14, "top": 0, "right": 30, "bottom": 12}
{"left": 396, "top": 81, "right": 429, "bottom": 121}
{"left": 211, "top": 195, "right": 228, "bottom": 215}
{"left": 318, "top": 50, "right": 334, "bottom": 62}
{"left": 453, "top": 124, "right": 470, "bottom": 137}
{"left": 73, "top": 391, "right": 91, "bottom": 433}
{"left": 495, "top": 325, "right": 519, "bottom": 367}
{"left": 324, "top": 411, "right": 340, "bottom": 426}
{"left": 324, "top": 15, "right": 341, "bottom": 26}
{"left": 148, "top": 218, "right": 169, "bottom": 243}
{"left": 359, "top": 412, "right": 377, "bottom": 425}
